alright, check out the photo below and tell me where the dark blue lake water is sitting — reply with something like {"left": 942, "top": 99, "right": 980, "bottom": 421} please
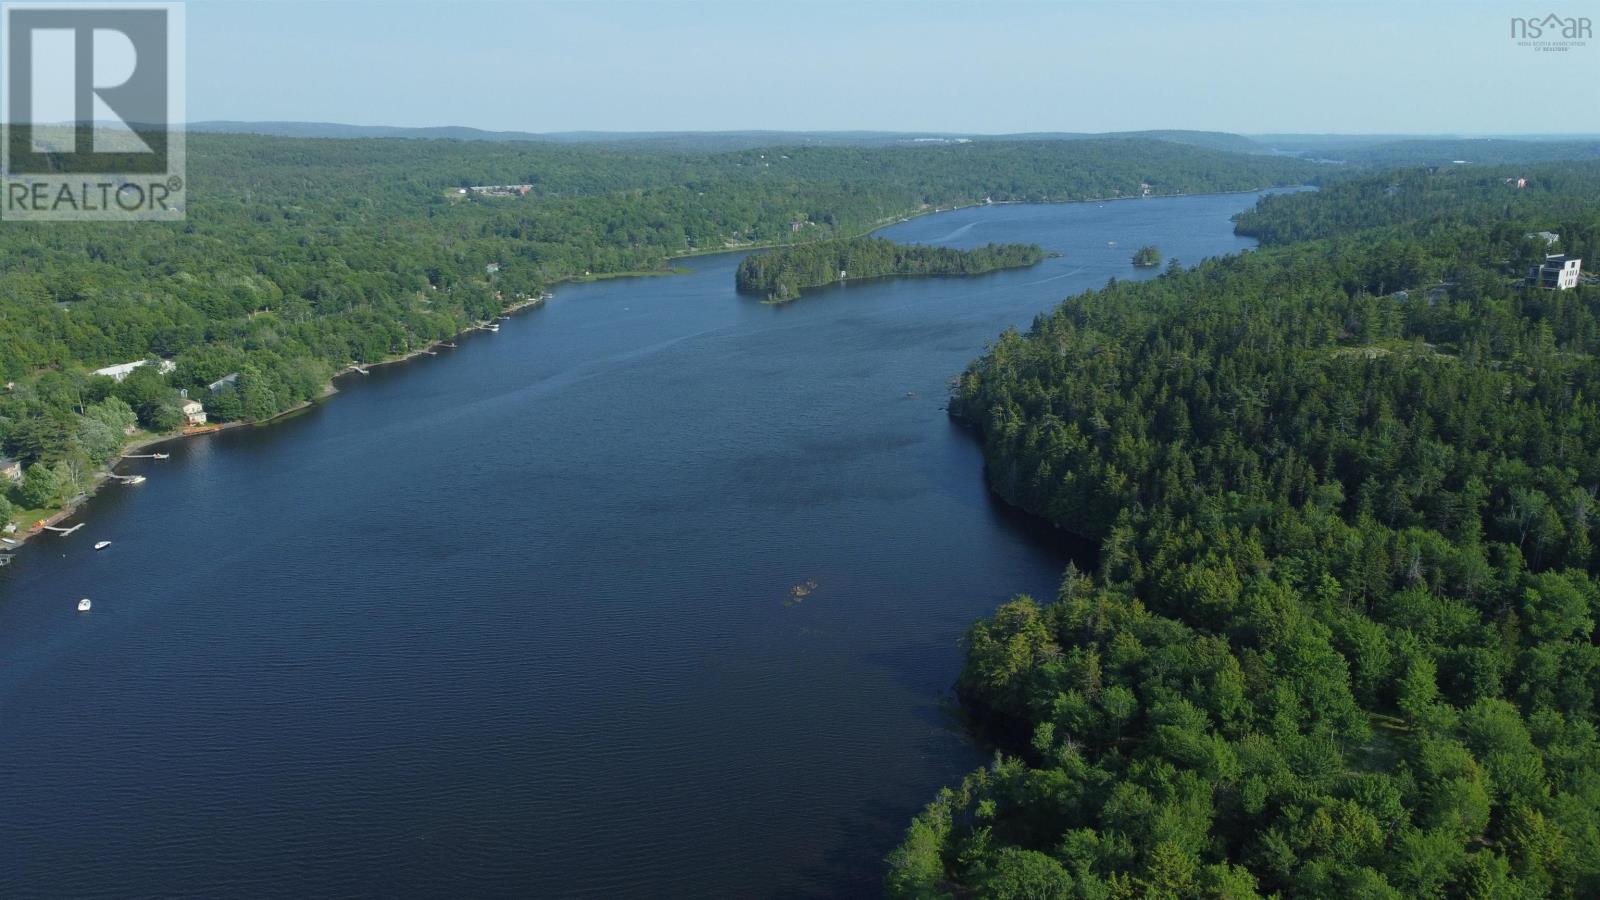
{"left": 0, "top": 194, "right": 1269, "bottom": 898}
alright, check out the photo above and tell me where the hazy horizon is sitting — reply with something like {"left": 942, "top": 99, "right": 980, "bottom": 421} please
{"left": 185, "top": 0, "right": 1598, "bottom": 136}
{"left": 183, "top": 121, "right": 1600, "bottom": 140}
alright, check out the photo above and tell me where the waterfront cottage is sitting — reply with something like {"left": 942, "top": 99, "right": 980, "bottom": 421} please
{"left": 178, "top": 398, "right": 208, "bottom": 426}
{"left": 0, "top": 456, "right": 20, "bottom": 482}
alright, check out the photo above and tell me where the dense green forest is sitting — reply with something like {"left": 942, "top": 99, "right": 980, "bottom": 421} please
{"left": 887, "top": 167, "right": 1600, "bottom": 896}
{"left": 1320, "top": 140, "right": 1600, "bottom": 169}
{"left": 734, "top": 237, "right": 1046, "bottom": 302}
{"left": 1235, "top": 162, "right": 1600, "bottom": 250}
{"left": 0, "top": 134, "right": 1314, "bottom": 523}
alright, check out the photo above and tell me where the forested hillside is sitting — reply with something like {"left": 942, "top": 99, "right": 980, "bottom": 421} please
{"left": 0, "top": 134, "right": 1313, "bottom": 525}
{"left": 888, "top": 170, "right": 1600, "bottom": 897}
{"left": 734, "top": 237, "right": 1045, "bottom": 302}
{"left": 1327, "top": 140, "right": 1600, "bottom": 169}
{"left": 1235, "top": 162, "right": 1600, "bottom": 249}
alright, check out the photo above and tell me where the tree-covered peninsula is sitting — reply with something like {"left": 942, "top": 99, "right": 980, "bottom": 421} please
{"left": 887, "top": 164, "right": 1600, "bottom": 897}
{"left": 734, "top": 237, "right": 1047, "bottom": 302}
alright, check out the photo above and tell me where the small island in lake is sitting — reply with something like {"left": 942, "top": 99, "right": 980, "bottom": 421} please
{"left": 735, "top": 237, "right": 1047, "bottom": 302}
{"left": 1126, "top": 240, "right": 1164, "bottom": 264}
{"left": 1131, "top": 244, "right": 1162, "bottom": 267}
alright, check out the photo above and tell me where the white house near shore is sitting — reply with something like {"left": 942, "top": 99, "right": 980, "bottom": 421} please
{"left": 178, "top": 397, "right": 207, "bottom": 426}
{"left": 92, "top": 358, "right": 176, "bottom": 382}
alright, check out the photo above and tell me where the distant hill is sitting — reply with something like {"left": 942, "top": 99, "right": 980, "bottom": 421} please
{"left": 1250, "top": 133, "right": 1600, "bottom": 166}
{"left": 186, "top": 122, "right": 1268, "bottom": 155}
{"left": 1330, "top": 138, "right": 1600, "bottom": 167}
{"left": 187, "top": 121, "right": 558, "bottom": 142}
{"left": 190, "top": 124, "right": 1600, "bottom": 166}
{"left": 1089, "top": 130, "right": 1265, "bottom": 154}
{"left": 184, "top": 124, "right": 1600, "bottom": 166}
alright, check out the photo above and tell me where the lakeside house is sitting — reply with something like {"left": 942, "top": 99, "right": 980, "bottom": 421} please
{"left": 465, "top": 184, "right": 533, "bottom": 197}
{"left": 0, "top": 456, "right": 21, "bottom": 482}
{"left": 92, "top": 358, "right": 176, "bottom": 382}
{"left": 1528, "top": 231, "right": 1560, "bottom": 246}
{"left": 1529, "top": 254, "right": 1584, "bottom": 291}
{"left": 178, "top": 397, "right": 207, "bottom": 426}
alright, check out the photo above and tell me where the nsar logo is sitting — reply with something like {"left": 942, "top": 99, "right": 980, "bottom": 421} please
{"left": 1510, "top": 13, "right": 1592, "bottom": 52}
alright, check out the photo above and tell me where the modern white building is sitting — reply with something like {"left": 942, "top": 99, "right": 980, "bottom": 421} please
{"left": 1530, "top": 255, "right": 1584, "bottom": 291}
{"left": 91, "top": 358, "right": 176, "bottom": 382}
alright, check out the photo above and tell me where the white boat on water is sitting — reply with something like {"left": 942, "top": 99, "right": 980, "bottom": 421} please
{"left": 152, "top": 453, "right": 170, "bottom": 459}
{"left": 95, "top": 541, "right": 112, "bottom": 550}
{"left": 77, "top": 598, "right": 91, "bottom": 612}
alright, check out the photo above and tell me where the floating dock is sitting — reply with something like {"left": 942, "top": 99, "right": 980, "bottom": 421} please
{"left": 41, "top": 523, "right": 85, "bottom": 536}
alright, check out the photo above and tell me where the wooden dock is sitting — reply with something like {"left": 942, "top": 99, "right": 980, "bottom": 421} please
{"left": 41, "top": 523, "right": 84, "bottom": 536}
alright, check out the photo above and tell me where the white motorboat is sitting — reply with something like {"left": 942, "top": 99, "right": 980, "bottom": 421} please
{"left": 77, "top": 598, "right": 92, "bottom": 612}
{"left": 95, "top": 541, "right": 112, "bottom": 550}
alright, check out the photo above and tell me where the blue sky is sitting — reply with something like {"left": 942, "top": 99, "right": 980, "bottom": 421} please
{"left": 184, "top": 0, "right": 1599, "bottom": 134}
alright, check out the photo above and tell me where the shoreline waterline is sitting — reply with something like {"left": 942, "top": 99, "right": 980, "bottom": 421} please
{"left": 1, "top": 189, "right": 1299, "bottom": 556}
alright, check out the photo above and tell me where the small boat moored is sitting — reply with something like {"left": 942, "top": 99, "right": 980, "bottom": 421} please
{"left": 95, "top": 541, "right": 112, "bottom": 550}
{"left": 77, "top": 598, "right": 92, "bottom": 612}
